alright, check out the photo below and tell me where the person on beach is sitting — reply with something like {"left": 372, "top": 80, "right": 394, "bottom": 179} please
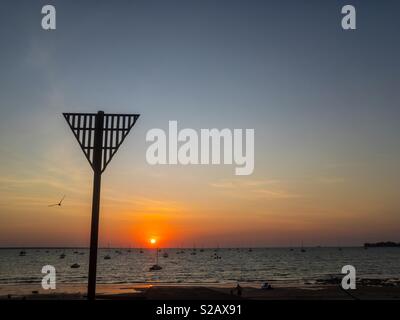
{"left": 230, "top": 283, "right": 243, "bottom": 296}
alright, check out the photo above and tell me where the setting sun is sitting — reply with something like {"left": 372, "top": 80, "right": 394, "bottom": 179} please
{"left": 150, "top": 238, "right": 156, "bottom": 245}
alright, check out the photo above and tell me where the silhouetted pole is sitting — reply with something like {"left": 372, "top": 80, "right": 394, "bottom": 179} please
{"left": 87, "top": 111, "right": 104, "bottom": 300}
{"left": 63, "top": 110, "right": 139, "bottom": 301}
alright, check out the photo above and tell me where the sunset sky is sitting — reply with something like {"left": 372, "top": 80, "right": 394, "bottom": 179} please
{"left": 0, "top": 0, "right": 399, "bottom": 247}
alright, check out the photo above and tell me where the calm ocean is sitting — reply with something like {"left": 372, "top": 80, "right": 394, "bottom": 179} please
{"left": 1, "top": 247, "right": 399, "bottom": 287}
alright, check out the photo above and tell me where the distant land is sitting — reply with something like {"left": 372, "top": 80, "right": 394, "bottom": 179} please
{"left": 364, "top": 241, "right": 400, "bottom": 248}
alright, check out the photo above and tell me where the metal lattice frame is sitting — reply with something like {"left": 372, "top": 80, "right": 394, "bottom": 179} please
{"left": 63, "top": 113, "right": 140, "bottom": 172}
{"left": 63, "top": 110, "right": 139, "bottom": 300}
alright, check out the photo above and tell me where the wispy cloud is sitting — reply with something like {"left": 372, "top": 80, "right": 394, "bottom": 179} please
{"left": 210, "top": 179, "right": 300, "bottom": 199}
{"left": 210, "top": 179, "right": 280, "bottom": 189}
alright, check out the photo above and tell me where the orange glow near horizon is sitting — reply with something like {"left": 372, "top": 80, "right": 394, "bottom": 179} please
{"left": 150, "top": 238, "right": 156, "bottom": 245}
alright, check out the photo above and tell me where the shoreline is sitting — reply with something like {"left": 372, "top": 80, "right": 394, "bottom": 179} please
{"left": 1, "top": 282, "right": 399, "bottom": 300}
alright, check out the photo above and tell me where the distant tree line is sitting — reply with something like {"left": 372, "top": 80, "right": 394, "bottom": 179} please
{"left": 364, "top": 241, "right": 400, "bottom": 248}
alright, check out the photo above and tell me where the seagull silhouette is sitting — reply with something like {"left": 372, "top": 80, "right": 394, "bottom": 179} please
{"left": 48, "top": 195, "right": 66, "bottom": 207}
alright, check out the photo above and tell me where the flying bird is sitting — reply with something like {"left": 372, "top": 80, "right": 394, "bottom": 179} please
{"left": 48, "top": 195, "right": 66, "bottom": 207}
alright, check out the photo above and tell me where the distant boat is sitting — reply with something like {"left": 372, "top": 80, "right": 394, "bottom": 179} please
{"left": 301, "top": 242, "right": 306, "bottom": 253}
{"left": 104, "top": 255, "right": 111, "bottom": 260}
{"left": 190, "top": 251, "right": 196, "bottom": 255}
{"left": 150, "top": 246, "right": 162, "bottom": 270}
{"left": 163, "top": 252, "right": 169, "bottom": 258}
{"left": 212, "top": 252, "right": 222, "bottom": 259}
{"left": 149, "top": 264, "right": 162, "bottom": 271}
{"left": 60, "top": 253, "right": 66, "bottom": 259}
{"left": 248, "top": 248, "right": 253, "bottom": 252}
{"left": 200, "top": 248, "right": 204, "bottom": 252}
{"left": 140, "top": 249, "right": 144, "bottom": 253}
{"left": 70, "top": 263, "right": 80, "bottom": 269}
{"left": 19, "top": 250, "right": 26, "bottom": 256}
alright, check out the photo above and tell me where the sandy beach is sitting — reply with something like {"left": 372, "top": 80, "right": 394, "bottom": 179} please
{"left": 1, "top": 283, "right": 399, "bottom": 300}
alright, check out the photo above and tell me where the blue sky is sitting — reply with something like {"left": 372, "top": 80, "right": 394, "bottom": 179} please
{"left": 0, "top": 0, "right": 399, "bottom": 247}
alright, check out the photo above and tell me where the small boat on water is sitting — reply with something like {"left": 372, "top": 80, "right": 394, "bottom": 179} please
{"left": 248, "top": 248, "right": 253, "bottom": 252}
{"left": 213, "top": 252, "right": 222, "bottom": 259}
{"left": 149, "top": 264, "right": 162, "bottom": 271}
{"left": 104, "top": 255, "right": 111, "bottom": 260}
{"left": 19, "top": 250, "right": 26, "bottom": 256}
{"left": 140, "top": 249, "right": 144, "bottom": 253}
{"left": 60, "top": 253, "right": 66, "bottom": 259}
{"left": 163, "top": 252, "right": 169, "bottom": 258}
{"left": 150, "top": 246, "right": 162, "bottom": 270}
{"left": 70, "top": 263, "right": 80, "bottom": 268}
{"left": 200, "top": 249, "right": 204, "bottom": 252}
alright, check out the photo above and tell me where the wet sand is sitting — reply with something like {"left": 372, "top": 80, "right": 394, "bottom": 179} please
{"left": 1, "top": 283, "right": 399, "bottom": 300}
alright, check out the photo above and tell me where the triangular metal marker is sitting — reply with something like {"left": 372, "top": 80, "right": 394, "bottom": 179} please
{"left": 62, "top": 110, "right": 140, "bottom": 300}
{"left": 63, "top": 112, "right": 140, "bottom": 172}
{"left": 101, "top": 114, "right": 140, "bottom": 172}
